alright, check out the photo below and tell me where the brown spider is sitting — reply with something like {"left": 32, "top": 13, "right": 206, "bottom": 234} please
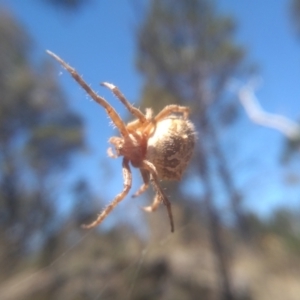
{"left": 46, "top": 50, "right": 196, "bottom": 232}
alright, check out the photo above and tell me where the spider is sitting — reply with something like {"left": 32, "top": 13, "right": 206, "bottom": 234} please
{"left": 46, "top": 50, "right": 196, "bottom": 232}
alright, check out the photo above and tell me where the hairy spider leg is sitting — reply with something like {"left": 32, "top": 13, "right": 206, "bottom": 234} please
{"left": 142, "top": 193, "right": 161, "bottom": 212}
{"left": 82, "top": 158, "right": 132, "bottom": 229}
{"left": 150, "top": 177, "right": 174, "bottom": 232}
{"left": 101, "top": 82, "right": 147, "bottom": 123}
{"left": 154, "top": 105, "right": 190, "bottom": 121}
{"left": 141, "top": 160, "right": 174, "bottom": 232}
{"left": 46, "top": 50, "right": 129, "bottom": 138}
{"left": 132, "top": 169, "right": 150, "bottom": 198}
{"left": 133, "top": 168, "right": 169, "bottom": 229}
{"left": 141, "top": 105, "right": 191, "bottom": 137}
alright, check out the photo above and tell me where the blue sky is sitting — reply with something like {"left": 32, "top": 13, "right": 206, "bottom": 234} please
{"left": 2, "top": 0, "right": 300, "bottom": 226}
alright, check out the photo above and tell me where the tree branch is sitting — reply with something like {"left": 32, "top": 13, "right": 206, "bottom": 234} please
{"left": 237, "top": 81, "right": 300, "bottom": 140}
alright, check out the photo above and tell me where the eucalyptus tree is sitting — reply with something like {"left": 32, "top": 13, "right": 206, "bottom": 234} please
{"left": 136, "top": 1, "right": 247, "bottom": 299}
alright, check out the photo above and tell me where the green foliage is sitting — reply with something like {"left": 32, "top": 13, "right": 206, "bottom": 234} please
{"left": 281, "top": 131, "right": 300, "bottom": 163}
{"left": 245, "top": 208, "right": 300, "bottom": 255}
{"left": 290, "top": 0, "right": 300, "bottom": 35}
{"left": 137, "top": 0, "right": 245, "bottom": 116}
{"left": 0, "top": 9, "right": 85, "bottom": 272}
{"left": 267, "top": 208, "right": 300, "bottom": 253}
{"left": 26, "top": 112, "right": 84, "bottom": 172}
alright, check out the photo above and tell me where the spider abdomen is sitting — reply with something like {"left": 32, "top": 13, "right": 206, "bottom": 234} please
{"left": 146, "top": 117, "right": 196, "bottom": 180}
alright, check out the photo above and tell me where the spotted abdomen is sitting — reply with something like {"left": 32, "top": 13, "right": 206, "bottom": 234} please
{"left": 146, "top": 117, "right": 196, "bottom": 180}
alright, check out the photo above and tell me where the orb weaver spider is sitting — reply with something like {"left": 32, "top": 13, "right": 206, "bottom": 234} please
{"left": 47, "top": 50, "right": 196, "bottom": 232}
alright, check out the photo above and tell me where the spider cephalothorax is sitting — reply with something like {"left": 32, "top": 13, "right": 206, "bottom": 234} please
{"left": 47, "top": 50, "right": 196, "bottom": 232}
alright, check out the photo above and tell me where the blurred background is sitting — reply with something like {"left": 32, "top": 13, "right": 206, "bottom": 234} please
{"left": 1, "top": 0, "right": 300, "bottom": 299}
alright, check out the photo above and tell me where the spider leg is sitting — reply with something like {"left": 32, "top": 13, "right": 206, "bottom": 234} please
{"left": 46, "top": 50, "right": 129, "bottom": 138}
{"left": 155, "top": 105, "right": 190, "bottom": 121}
{"left": 126, "top": 108, "right": 153, "bottom": 132}
{"left": 132, "top": 169, "right": 150, "bottom": 198}
{"left": 82, "top": 158, "right": 132, "bottom": 229}
{"left": 141, "top": 160, "right": 174, "bottom": 232}
{"left": 107, "top": 147, "right": 118, "bottom": 158}
{"left": 142, "top": 105, "right": 190, "bottom": 137}
{"left": 134, "top": 169, "right": 161, "bottom": 214}
{"left": 141, "top": 193, "right": 161, "bottom": 212}
{"left": 150, "top": 176, "right": 174, "bottom": 233}
{"left": 101, "top": 82, "right": 147, "bottom": 123}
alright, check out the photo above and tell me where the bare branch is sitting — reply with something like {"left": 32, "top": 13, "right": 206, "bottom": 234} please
{"left": 237, "top": 81, "right": 300, "bottom": 140}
